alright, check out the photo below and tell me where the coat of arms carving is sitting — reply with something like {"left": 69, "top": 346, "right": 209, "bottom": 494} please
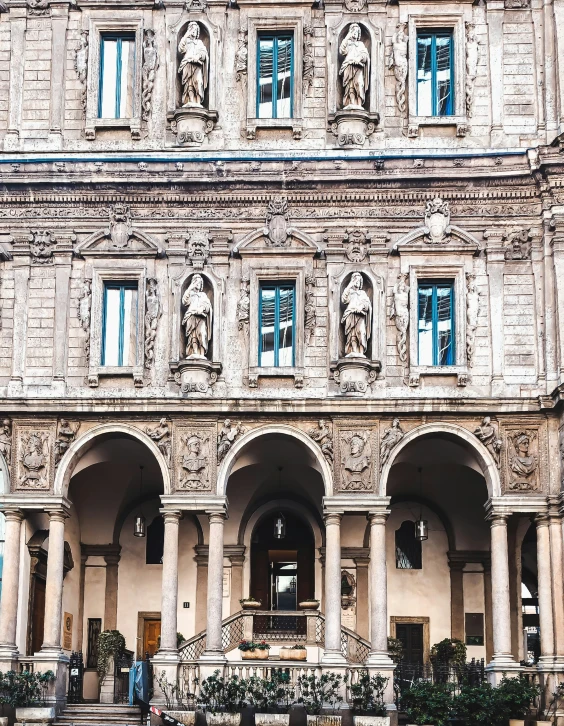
{"left": 423, "top": 197, "right": 451, "bottom": 245}
{"left": 265, "top": 197, "right": 290, "bottom": 246}
{"left": 16, "top": 430, "right": 52, "bottom": 490}
{"left": 107, "top": 204, "right": 132, "bottom": 249}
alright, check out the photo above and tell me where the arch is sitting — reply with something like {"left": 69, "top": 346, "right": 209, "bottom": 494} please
{"left": 217, "top": 424, "right": 333, "bottom": 496}
{"left": 54, "top": 423, "right": 172, "bottom": 498}
{"left": 379, "top": 422, "right": 500, "bottom": 499}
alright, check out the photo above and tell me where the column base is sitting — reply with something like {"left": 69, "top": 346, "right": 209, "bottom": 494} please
{"left": 151, "top": 654, "right": 181, "bottom": 707}
{"left": 365, "top": 651, "right": 396, "bottom": 668}
{"left": 28, "top": 651, "right": 69, "bottom": 711}
{"left": 486, "top": 654, "right": 520, "bottom": 685}
{"left": 198, "top": 652, "right": 227, "bottom": 682}
{"left": 365, "top": 655, "right": 396, "bottom": 708}
{"left": 320, "top": 649, "right": 347, "bottom": 666}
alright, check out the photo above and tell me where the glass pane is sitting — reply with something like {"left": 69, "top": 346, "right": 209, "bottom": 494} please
{"left": 417, "top": 286, "right": 433, "bottom": 365}
{"left": 260, "top": 288, "right": 276, "bottom": 366}
{"left": 416, "top": 35, "right": 432, "bottom": 116}
{"left": 119, "top": 39, "right": 135, "bottom": 118}
{"left": 436, "top": 36, "right": 452, "bottom": 115}
{"left": 258, "top": 38, "right": 274, "bottom": 119}
{"left": 103, "top": 287, "right": 121, "bottom": 366}
{"left": 276, "top": 37, "right": 292, "bottom": 118}
{"left": 100, "top": 39, "right": 118, "bottom": 118}
{"left": 122, "top": 286, "right": 138, "bottom": 366}
{"left": 436, "top": 285, "right": 453, "bottom": 364}
{"left": 278, "top": 287, "right": 294, "bottom": 366}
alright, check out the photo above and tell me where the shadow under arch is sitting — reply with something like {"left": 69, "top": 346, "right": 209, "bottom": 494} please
{"left": 54, "top": 423, "right": 172, "bottom": 498}
{"left": 379, "top": 422, "right": 500, "bottom": 499}
{"left": 112, "top": 494, "right": 203, "bottom": 546}
{"left": 217, "top": 424, "right": 333, "bottom": 497}
{"left": 239, "top": 496, "right": 323, "bottom": 550}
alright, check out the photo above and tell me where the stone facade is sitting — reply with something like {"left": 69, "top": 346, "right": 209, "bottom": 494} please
{"left": 0, "top": 0, "right": 563, "bottom": 717}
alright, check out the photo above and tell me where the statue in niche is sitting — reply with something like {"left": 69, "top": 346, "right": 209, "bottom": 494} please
{"left": 339, "top": 24, "right": 370, "bottom": 109}
{"left": 182, "top": 274, "right": 212, "bottom": 359}
{"left": 178, "top": 21, "right": 209, "bottom": 107}
{"left": 388, "top": 23, "right": 408, "bottom": 114}
{"left": 341, "top": 272, "right": 371, "bottom": 358}
{"left": 508, "top": 431, "right": 538, "bottom": 491}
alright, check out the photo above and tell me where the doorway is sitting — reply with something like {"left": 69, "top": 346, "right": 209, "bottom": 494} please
{"left": 137, "top": 612, "right": 161, "bottom": 658}
{"left": 29, "top": 576, "right": 46, "bottom": 655}
{"left": 391, "top": 616, "right": 430, "bottom": 665}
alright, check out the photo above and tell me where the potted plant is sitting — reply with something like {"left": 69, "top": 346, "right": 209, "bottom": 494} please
{"left": 349, "top": 671, "right": 390, "bottom": 726}
{"left": 401, "top": 680, "right": 453, "bottom": 726}
{"left": 0, "top": 669, "right": 56, "bottom": 724}
{"left": 298, "top": 599, "right": 320, "bottom": 610}
{"left": 238, "top": 640, "right": 270, "bottom": 660}
{"left": 239, "top": 597, "right": 262, "bottom": 610}
{"left": 493, "top": 675, "right": 540, "bottom": 726}
{"left": 296, "top": 672, "right": 347, "bottom": 726}
{"left": 196, "top": 670, "right": 246, "bottom": 726}
{"left": 280, "top": 644, "right": 307, "bottom": 661}
{"left": 246, "top": 673, "right": 294, "bottom": 726}
{"left": 451, "top": 683, "right": 497, "bottom": 726}
{"left": 536, "top": 680, "right": 564, "bottom": 725}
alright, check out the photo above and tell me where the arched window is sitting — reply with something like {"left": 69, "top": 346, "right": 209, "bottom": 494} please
{"left": 395, "top": 521, "right": 422, "bottom": 570}
{"left": 146, "top": 515, "right": 164, "bottom": 565}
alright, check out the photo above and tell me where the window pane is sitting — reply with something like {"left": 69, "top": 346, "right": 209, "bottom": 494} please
{"left": 278, "top": 287, "right": 294, "bottom": 366}
{"left": 436, "top": 35, "right": 452, "bottom": 115}
{"left": 258, "top": 38, "right": 274, "bottom": 119}
{"left": 100, "top": 38, "right": 118, "bottom": 118}
{"left": 122, "top": 286, "right": 138, "bottom": 366}
{"left": 276, "top": 37, "right": 292, "bottom": 118}
{"left": 436, "top": 285, "right": 453, "bottom": 365}
{"left": 417, "top": 286, "right": 433, "bottom": 366}
{"left": 103, "top": 287, "right": 121, "bottom": 366}
{"left": 260, "top": 288, "right": 276, "bottom": 366}
{"left": 416, "top": 35, "right": 432, "bottom": 116}
{"left": 119, "top": 39, "right": 135, "bottom": 118}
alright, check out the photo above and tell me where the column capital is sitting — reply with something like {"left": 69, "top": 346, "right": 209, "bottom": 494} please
{"left": 104, "top": 553, "right": 121, "bottom": 566}
{"left": 208, "top": 512, "right": 226, "bottom": 525}
{"left": 488, "top": 512, "right": 508, "bottom": 527}
{"left": 162, "top": 510, "right": 182, "bottom": 525}
{"left": 324, "top": 512, "right": 343, "bottom": 526}
{"left": 367, "top": 510, "right": 390, "bottom": 526}
{"left": 46, "top": 508, "right": 68, "bottom": 524}
{"left": 534, "top": 513, "right": 551, "bottom": 528}
{"left": 2, "top": 509, "right": 24, "bottom": 523}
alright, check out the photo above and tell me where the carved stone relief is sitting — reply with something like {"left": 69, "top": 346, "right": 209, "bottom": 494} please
{"left": 0, "top": 418, "right": 12, "bottom": 466}
{"left": 179, "top": 22, "right": 209, "bottom": 108}
{"left": 303, "top": 24, "right": 314, "bottom": 97}
{"left": 338, "top": 429, "right": 374, "bottom": 491}
{"left": 465, "top": 23, "right": 479, "bottom": 118}
{"left": 107, "top": 204, "right": 132, "bottom": 248}
{"left": 344, "top": 229, "right": 369, "bottom": 262}
{"left": 504, "top": 228, "right": 532, "bottom": 260}
{"left": 390, "top": 273, "right": 409, "bottom": 365}
{"left": 235, "top": 29, "right": 248, "bottom": 82}
{"left": 27, "top": 0, "right": 49, "bottom": 15}
{"left": 380, "top": 419, "right": 405, "bottom": 470}
{"left": 74, "top": 31, "right": 89, "bottom": 117}
{"left": 265, "top": 198, "right": 290, "bottom": 247}
{"left": 217, "top": 419, "right": 246, "bottom": 462}
{"left": 175, "top": 426, "right": 215, "bottom": 491}
{"left": 344, "top": 0, "right": 366, "bottom": 10}
{"left": 237, "top": 278, "right": 250, "bottom": 332}
{"left": 388, "top": 23, "right": 408, "bottom": 115}
{"left": 339, "top": 24, "right": 370, "bottom": 110}
{"left": 14, "top": 423, "right": 55, "bottom": 491}
{"left": 423, "top": 198, "right": 451, "bottom": 245}
{"left": 506, "top": 430, "right": 539, "bottom": 492}
{"left": 466, "top": 273, "right": 480, "bottom": 368}
{"left": 304, "top": 274, "right": 316, "bottom": 345}
{"left": 473, "top": 416, "right": 502, "bottom": 468}
{"left": 182, "top": 273, "right": 212, "bottom": 359}
{"left": 145, "top": 418, "right": 171, "bottom": 467}
{"left": 142, "top": 29, "right": 159, "bottom": 122}
{"left": 77, "top": 279, "right": 92, "bottom": 362}
{"left": 144, "top": 278, "right": 162, "bottom": 370}
{"left": 308, "top": 420, "right": 334, "bottom": 464}
{"left": 187, "top": 230, "right": 210, "bottom": 269}
{"left": 29, "top": 231, "right": 55, "bottom": 264}
{"left": 54, "top": 420, "right": 80, "bottom": 468}
{"left": 342, "top": 272, "right": 371, "bottom": 358}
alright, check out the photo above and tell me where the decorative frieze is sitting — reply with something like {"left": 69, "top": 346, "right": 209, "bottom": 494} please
{"left": 174, "top": 425, "right": 216, "bottom": 491}
{"left": 13, "top": 421, "right": 56, "bottom": 492}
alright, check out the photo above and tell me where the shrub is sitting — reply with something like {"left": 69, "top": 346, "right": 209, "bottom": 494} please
{"left": 401, "top": 681, "right": 453, "bottom": 726}
{"left": 494, "top": 675, "right": 540, "bottom": 722}
{"left": 452, "top": 683, "right": 498, "bottom": 726}
{"left": 0, "top": 669, "right": 55, "bottom": 708}
{"left": 349, "top": 672, "right": 388, "bottom": 716}
{"left": 97, "top": 630, "right": 126, "bottom": 679}
{"left": 196, "top": 670, "right": 247, "bottom": 714}
{"left": 430, "top": 638, "right": 467, "bottom": 666}
{"left": 296, "top": 672, "right": 347, "bottom": 715}
{"left": 245, "top": 673, "right": 293, "bottom": 712}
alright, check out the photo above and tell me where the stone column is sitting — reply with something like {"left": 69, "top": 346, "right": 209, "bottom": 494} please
{"left": 49, "top": 5, "right": 69, "bottom": 145}
{"left": 536, "top": 515, "right": 555, "bottom": 664}
{"left": 486, "top": 0, "right": 505, "bottom": 142}
{"left": 160, "top": 511, "right": 182, "bottom": 653}
{"left": 484, "top": 237, "right": 506, "bottom": 394}
{"left": 194, "top": 545, "right": 209, "bottom": 633}
{"left": 41, "top": 510, "right": 67, "bottom": 653}
{"left": 203, "top": 512, "right": 226, "bottom": 660}
{"left": 0, "top": 510, "right": 24, "bottom": 658}
{"left": 366, "top": 512, "right": 392, "bottom": 664}
{"left": 483, "top": 559, "right": 494, "bottom": 663}
{"left": 322, "top": 513, "right": 346, "bottom": 664}
{"left": 550, "top": 504, "right": 564, "bottom": 664}
{"left": 227, "top": 547, "right": 246, "bottom": 616}
{"left": 103, "top": 550, "right": 121, "bottom": 633}
{"left": 4, "top": 9, "right": 26, "bottom": 149}
{"left": 353, "top": 554, "right": 369, "bottom": 641}
{"left": 449, "top": 559, "right": 465, "bottom": 642}
{"left": 488, "top": 514, "right": 518, "bottom": 676}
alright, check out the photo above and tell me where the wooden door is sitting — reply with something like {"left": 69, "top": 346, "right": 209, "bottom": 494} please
{"left": 396, "top": 623, "right": 424, "bottom": 665}
{"left": 143, "top": 619, "right": 161, "bottom": 657}
{"left": 30, "top": 577, "right": 46, "bottom": 655}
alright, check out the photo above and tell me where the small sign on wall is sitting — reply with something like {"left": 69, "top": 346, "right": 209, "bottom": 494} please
{"left": 62, "top": 612, "right": 73, "bottom": 651}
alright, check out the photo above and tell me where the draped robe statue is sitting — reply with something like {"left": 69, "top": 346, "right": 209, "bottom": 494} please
{"left": 341, "top": 272, "right": 371, "bottom": 357}
{"left": 178, "top": 22, "right": 209, "bottom": 107}
{"left": 182, "top": 274, "right": 212, "bottom": 358}
{"left": 339, "top": 24, "right": 370, "bottom": 108}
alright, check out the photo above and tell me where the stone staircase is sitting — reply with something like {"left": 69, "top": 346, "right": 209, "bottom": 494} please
{"left": 53, "top": 703, "right": 144, "bottom": 726}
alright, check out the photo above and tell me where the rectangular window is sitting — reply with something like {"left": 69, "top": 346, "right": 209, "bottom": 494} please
{"left": 86, "top": 618, "right": 102, "bottom": 669}
{"left": 99, "top": 34, "right": 136, "bottom": 119}
{"left": 418, "top": 281, "right": 455, "bottom": 366}
{"left": 101, "top": 282, "right": 138, "bottom": 366}
{"left": 465, "top": 612, "right": 484, "bottom": 646}
{"left": 257, "top": 33, "right": 294, "bottom": 119}
{"left": 416, "top": 31, "right": 454, "bottom": 116}
{"left": 259, "top": 283, "right": 295, "bottom": 367}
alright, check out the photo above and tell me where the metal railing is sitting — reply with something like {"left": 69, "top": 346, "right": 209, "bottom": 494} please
{"left": 393, "top": 659, "right": 487, "bottom": 706}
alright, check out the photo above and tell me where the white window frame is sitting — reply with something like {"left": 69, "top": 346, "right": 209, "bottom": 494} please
{"left": 88, "top": 266, "right": 146, "bottom": 386}
{"left": 84, "top": 16, "right": 144, "bottom": 140}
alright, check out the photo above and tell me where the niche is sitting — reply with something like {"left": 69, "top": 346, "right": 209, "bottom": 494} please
{"left": 339, "top": 270, "right": 374, "bottom": 360}
{"left": 337, "top": 23, "right": 372, "bottom": 112}
{"left": 175, "top": 21, "right": 211, "bottom": 110}
{"left": 180, "top": 272, "right": 215, "bottom": 361}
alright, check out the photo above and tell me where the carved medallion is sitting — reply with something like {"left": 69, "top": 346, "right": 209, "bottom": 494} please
{"left": 423, "top": 197, "right": 451, "bottom": 245}
{"left": 108, "top": 204, "right": 132, "bottom": 248}
{"left": 344, "top": 0, "right": 366, "bottom": 12}
{"left": 265, "top": 197, "right": 290, "bottom": 247}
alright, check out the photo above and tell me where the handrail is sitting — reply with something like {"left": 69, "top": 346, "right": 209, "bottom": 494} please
{"left": 178, "top": 610, "right": 246, "bottom": 661}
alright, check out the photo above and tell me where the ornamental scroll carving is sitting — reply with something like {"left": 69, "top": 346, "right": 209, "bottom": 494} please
{"left": 176, "top": 427, "right": 214, "bottom": 490}
{"left": 507, "top": 430, "right": 539, "bottom": 492}
{"left": 338, "top": 429, "right": 373, "bottom": 491}
{"left": 14, "top": 423, "right": 55, "bottom": 491}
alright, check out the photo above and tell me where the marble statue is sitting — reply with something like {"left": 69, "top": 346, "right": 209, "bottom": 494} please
{"left": 341, "top": 272, "right": 371, "bottom": 358}
{"left": 178, "top": 21, "right": 209, "bottom": 107}
{"left": 339, "top": 24, "right": 370, "bottom": 109}
{"left": 182, "top": 274, "right": 212, "bottom": 359}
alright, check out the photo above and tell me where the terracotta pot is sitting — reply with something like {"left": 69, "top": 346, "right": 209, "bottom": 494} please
{"left": 279, "top": 647, "right": 307, "bottom": 661}
{"left": 299, "top": 601, "right": 320, "bottom": 610}
{"left": 241, "top": 649, "right": 269, "bottom": 660}
{"left": 240, "top": 601, "right": 262, "bottom": 609}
